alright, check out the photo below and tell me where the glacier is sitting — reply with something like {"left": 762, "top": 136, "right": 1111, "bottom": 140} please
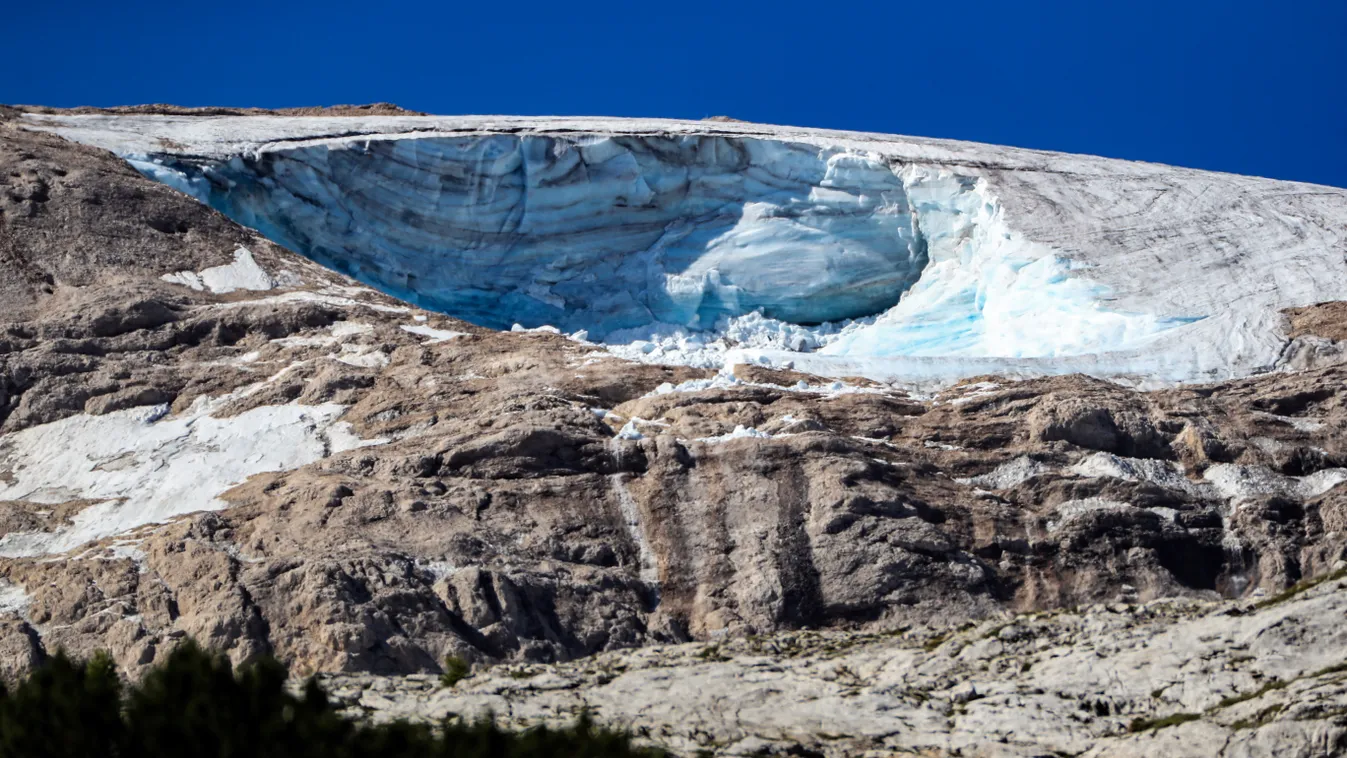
{"left": 135, "top": 135, "right": 933, "bottom": 335}
{"left": 23, "top": 114, "right": 1347, "bottom": 386}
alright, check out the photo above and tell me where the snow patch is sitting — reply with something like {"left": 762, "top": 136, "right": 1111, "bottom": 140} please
{"left": 332, "top": 345, "right": 389, "bottom": 368}
{"left": 616, "top": 419, "right": 648, "bottom": 441}
{"left": 400, "top": 324, "right": 466, "bottom": 344}
{"left": 946, "top": 382, "right": 1003, "bottom": 406}
{"left": 644, "top": 368, "right": 890, "bottom": 401}
{"left": 1204, "top": 464, "right": 1347, "bottom": 503}
{"left": 1253, "top": 412, "right": 1328, "bottom": 433}
{"left": 416, "top": 560, "right": 459, "bottom": 580}
{"left": 214, "top": 290, "right": 410, "bottom": 314}
{"left": 695, "top": 426, "right": 774, "bottom": 444}
{"left": 0, "top": 393, "right": 387, "bottom": 557}
{"left": 591, "top": 408, "right": 624, "bottom": 423}
{"left": 1071, "top": 453, "right": 1199, "bottom": 494}
{"left": 325, "top": 421, "right": 390, "bottom": 453}
{"left": 331, "top": 321, "right": 375, "bottom": 338}
{"left": 957, "top": 457, "right": 1052, "bottom": 490}
{"left": 1047, "top": 499, "right": 1135, "bottom": 532}
{"left": 0, "top": 581, "right": 31, "bottom": 616}
{"left": 511, "top": 324, "right": 562, "bottom": 334}
{"left": 272, "top": 320, "right": 374, "bottom": 348}
{"left": 162, "top": 247, "right": 274, "bottom": 294}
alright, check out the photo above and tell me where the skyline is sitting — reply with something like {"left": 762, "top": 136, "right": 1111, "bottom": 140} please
{"left": 7, "top": 0, "right": 1346, "bottom": 188}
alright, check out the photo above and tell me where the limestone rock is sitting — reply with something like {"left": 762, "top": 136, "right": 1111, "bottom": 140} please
{"left": 1, "top": 106, "right": 1346, "bottom": 755}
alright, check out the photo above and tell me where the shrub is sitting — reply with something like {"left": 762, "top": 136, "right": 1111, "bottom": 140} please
{"left": 440, "top": 655, "right": 471, "bottom": 689}
{"left": 1127, "top": 711, "right": 1202, "bottom": 733}
{"left": 0, "top": 642, "right": 662, "bottom": 758}
{"left": 1253, "top": 566, "right": 1347, "bottom": 610}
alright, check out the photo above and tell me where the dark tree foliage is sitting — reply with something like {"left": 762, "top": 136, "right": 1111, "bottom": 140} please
{"left": 0, "top": 650, "right": 124, "bottom": 757}
{"left": 0, "top": 641, "right": 663, "bottom": 758}
{"left": 440, "top": 655, "right": 471, "bottom": 688}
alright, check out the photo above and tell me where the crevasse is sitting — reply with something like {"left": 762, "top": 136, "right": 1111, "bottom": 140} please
{"left": 128, "top": 134, "right": 1185, "bottom": 362}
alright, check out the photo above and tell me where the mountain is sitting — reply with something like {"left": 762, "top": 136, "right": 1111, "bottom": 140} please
{"left": 2, "top": 106, "right": 1346, "bottom": 756}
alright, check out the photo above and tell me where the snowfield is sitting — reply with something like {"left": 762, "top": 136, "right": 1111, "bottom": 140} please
{"left": 24, "top": 114, "right": 1347, "bottom": 386}
{"left": 0, "top": 363, "right": 388, "bottom": 558}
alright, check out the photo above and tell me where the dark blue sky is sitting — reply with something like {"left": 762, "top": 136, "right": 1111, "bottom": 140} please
{"left": 9, "top": 0, "right": 1346, "bottom": 187}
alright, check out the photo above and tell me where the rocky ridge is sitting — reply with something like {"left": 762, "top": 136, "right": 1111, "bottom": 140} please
{"left": 1, "top": 107, "right": 1346, "bottom": 754}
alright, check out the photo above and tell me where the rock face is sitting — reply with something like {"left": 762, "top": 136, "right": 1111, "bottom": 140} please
{"left": 319, "top": 572, "right": 1347, "bottom": 757}
{"left": 1, "top": 106, "right": 1346, "bottom": 754}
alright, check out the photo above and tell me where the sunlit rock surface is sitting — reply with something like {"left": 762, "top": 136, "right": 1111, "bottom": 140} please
{"left": 5, "top": 107, "right": 1347, "bottom": 757}
{"left": 322, "top": 576, "right": 1347, "bottom": 758}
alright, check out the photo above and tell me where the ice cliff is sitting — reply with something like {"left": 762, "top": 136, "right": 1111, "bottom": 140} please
{"left": 25, "top": 114, "right": 1347, "bottom": 386}
{"left": 144, "top": 136, "right": 933, "bottom": 335}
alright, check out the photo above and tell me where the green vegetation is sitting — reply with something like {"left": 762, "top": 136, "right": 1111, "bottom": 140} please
{"left": 1211, "top": 659, "right": 1347, "bottom": 730}
{"left": 694, "top": 645, "right": 729, "bottom": 662}
{"left": 1230, "top": 704, "right": 1286, "bottom": 731}
{"left": 1252, "top": 567, "right": 1347, "bottom": 610}
{"left": 922, "top": 633, "right": 951, "bottom": 652}
{"left": 439, "top": 655, "right": 471, "bottom": 688}
{"left": 1310, "top": 660, "right": 1347, "bottom": 678}
{"left": 0, "top": 641, "right": 663, "bottom": 758}
{"left": 1214, "top": 678, "right": 1288, "bottom": 710}
{"left": 980, "top": 624, "right": 1009, "bottom": 640}
{"left": 830, "top": 665, "right": 866, "bottom": 688}
{"left": 1127, "top": 711, "right": 1201, "bottom": 733}
{"left": 922, "top": 622, "right": 976, "bottom": 653}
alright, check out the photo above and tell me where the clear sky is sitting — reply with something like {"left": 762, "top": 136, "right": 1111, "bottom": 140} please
{"left": 8, "top": 0, "right": 1346, "bottom": 188}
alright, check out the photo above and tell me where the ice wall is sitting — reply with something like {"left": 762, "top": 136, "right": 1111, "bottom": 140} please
{"left": 137, "top": 136, "right": 931, "bottom": 337}
{"left": 131, "top": 133, "right": 1186, "bottom": 366}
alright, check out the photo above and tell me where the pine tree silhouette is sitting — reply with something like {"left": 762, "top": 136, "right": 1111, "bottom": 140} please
{"left": 0, "top": 641, "right": 664, "bottom": 758}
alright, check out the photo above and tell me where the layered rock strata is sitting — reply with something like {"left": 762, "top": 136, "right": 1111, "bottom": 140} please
{"left": 1, "top": 106, "right": 1346, "bottom": 755}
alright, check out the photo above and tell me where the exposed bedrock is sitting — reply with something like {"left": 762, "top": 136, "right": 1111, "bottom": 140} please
{"left": 1, "top": 112, "right": 1347, "bottom": 697}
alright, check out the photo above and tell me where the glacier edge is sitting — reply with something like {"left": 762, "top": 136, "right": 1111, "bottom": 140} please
{"left": 24, "top": 114, "right": 1347, "bottom": 387}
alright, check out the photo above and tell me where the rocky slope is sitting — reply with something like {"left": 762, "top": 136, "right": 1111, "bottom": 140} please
{"left": 319, "top": 570, "right": 1347, "bottom": 757}
{"left": 1, "top": 106, "right": 1346, "bottom": 754}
